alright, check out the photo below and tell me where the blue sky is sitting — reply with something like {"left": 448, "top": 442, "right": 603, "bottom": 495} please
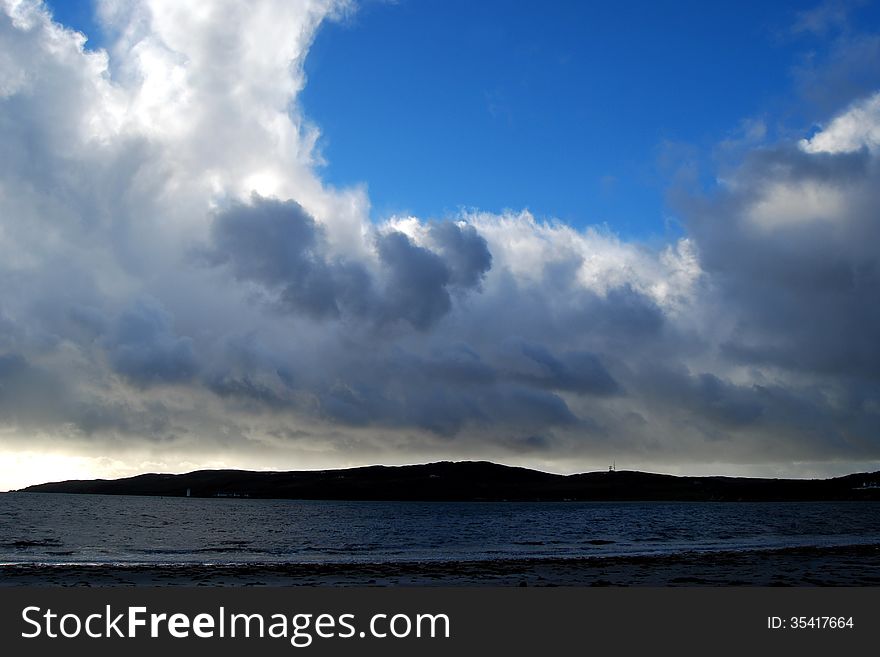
{"left": 46, "top": 0, "right": 880, "bottom": 238}
{"left": 301, "top": 0, "right": 879, "bottom": 235}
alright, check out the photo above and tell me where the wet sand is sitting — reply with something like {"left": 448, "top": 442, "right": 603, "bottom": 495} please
{"left": 2, "top": 543, "right": 879, "bottom": 586}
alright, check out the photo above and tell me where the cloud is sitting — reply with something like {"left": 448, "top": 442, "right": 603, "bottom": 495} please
{"left": 0, "top": 353, "right": 63, "bottom": 421}
{"left": 683, "top": 121, "right": 880, "bottom": 384}
{"left": 206, "top": 196, "right": 372, "bottom": 321}
{"left": 205, "top": 195, "right": 491, "bottom": 330}
{"left": 791, "top": 0, "right": 854, "bottom": 37}
{"left": 105, "top": 301, "right": 198, "bottom": 386}
{"left": 426, "top": 221, "right": 493, "bottom": 289}
{"left": 790, "top": 8, "right": 880, "bottom": 114}
{"left": 0, "top": 0, "right": 878, "bottom": 484}
{"left": 497, "top": 340, "right": 619, "bottom": 396}
{"left": 800, "top": 90, "right": 880, "bottom": 153}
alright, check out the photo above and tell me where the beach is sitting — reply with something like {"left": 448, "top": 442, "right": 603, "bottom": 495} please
{"left": 2, "top": 543, "right": 879, "bottom": 587}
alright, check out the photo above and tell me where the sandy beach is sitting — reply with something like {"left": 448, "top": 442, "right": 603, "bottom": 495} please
{"left": 2, "top": 543, "right": 878, "bottom": 587}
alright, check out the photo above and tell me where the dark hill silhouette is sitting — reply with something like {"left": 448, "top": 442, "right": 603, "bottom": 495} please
{"left": 16, "top": 461, "right": 880, "bottom": 501}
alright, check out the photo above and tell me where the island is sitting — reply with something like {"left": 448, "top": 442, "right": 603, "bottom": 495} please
{"left": 16, "top": 461, "right": 880, "bottom": 501}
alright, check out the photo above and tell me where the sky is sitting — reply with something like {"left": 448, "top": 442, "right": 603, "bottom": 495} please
{"left": 0, "top": 0, "right": 879, "bottom": 489}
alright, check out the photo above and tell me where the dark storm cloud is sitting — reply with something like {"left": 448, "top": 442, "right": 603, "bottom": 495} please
{"left": 480, "top": 385, "right": 579, "bottom": 428}
{"left": 202, "top": 335, "right": 300, "bottom": 412}
{"left": 506, "top": 434, "right": 554, "bottom": 453}
{"left": 0, "top": 353, "right": 62, "bottom": 419}
{"left": 313, "top": 373, "right": 578, "bottom": 436}
{"left": 630, "top": 357, "right": 880, "bottom": 461}
{"left": 631, "top": 364, "right": 765, "bottom": 429}
{"left": 104, "top": 302, "right": 198, "bottom": 386}
{"left": 0, "top": 351, "right": 171, "bottom": 439}
{"left": 681, "top": 142, "right": 880, "bottom": 381}
{"left": 202, "top": 336, "right": 585, "bottom": 437}
{"left": 499, "top": 340, "right": 619, "bottom": 395}
{"left": 375, "top": 230, "right": 452, "bottom": 329}
{"left": 426, "top": 220, "right": 493, "bottom": 288}
{"left": 568, "top": 285, "right": 666, "bottom": 346}
{"left": 207, "top": 196, "right": 492, "bottom": 330}
{"left": 207, "top": 196, "right": 371, "bottom": 320}
{"left": 207, "top": 373, "right": 294, "bottom": 410}
{"left": 417, "top": 343, "right": 497, "bottom": 387}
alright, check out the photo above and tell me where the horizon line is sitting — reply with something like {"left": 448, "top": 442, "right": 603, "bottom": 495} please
{"left": 9, "top": 458, "right": 880, "bottom": 493}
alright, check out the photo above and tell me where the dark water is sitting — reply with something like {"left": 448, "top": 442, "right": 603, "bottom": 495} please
{"left": 1, "top": 493, "right": 879, "bottom": 566}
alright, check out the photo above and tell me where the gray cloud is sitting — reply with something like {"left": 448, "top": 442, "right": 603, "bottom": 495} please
{"left": 103, "top": 302, "right": 198, "bottom": 386}
{"left": 207, "top": 196, "right": 372, "bottom": 321}
{"left": 0, "top": 350, "right": 175, "bottom": 441}
{"left": 0, "top": 353, "right": 63, "bottom": 422}
{"left": 498, "top": 340, "right": 620, "bottom": 396}
{"left": 207, "top": 196, "right": 491, "bottom": 331}
{"left": 426, "top": 221, "right": 493, "bottom": 289}
{"left": 682, "top": 144, "right": 880, "bottom": 381}
{"left": 375, "top": 230, "right": 452, "bottom": 329}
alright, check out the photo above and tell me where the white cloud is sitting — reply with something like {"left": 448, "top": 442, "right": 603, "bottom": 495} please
{"left": 466, "top": 211, "right": 701, "bottom": 311}
{"left": 748, "top": 180, "right": 848, "bottom": 229}
{"left": 800, "top": 91, "right": 880, "bottom": 154}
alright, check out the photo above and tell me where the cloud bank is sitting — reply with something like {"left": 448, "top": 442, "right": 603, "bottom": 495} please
{"left": 0, "top": 0, "right": 878, "bottom": 486}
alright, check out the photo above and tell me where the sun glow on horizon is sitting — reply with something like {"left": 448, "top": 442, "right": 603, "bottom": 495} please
{"left": 0, "top": 450, "right": 237, "bottom": 492}
{"left": 0, "top": 451, "right": 106, "bottom": 492}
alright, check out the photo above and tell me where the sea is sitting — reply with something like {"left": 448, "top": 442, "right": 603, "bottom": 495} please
{"left": 1, "top": 493, "right": 879, "bottom": 566}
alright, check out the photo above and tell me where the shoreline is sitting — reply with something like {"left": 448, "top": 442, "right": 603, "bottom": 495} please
{"left": 2, "top": 543, "right": 878, "bottom": 587}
